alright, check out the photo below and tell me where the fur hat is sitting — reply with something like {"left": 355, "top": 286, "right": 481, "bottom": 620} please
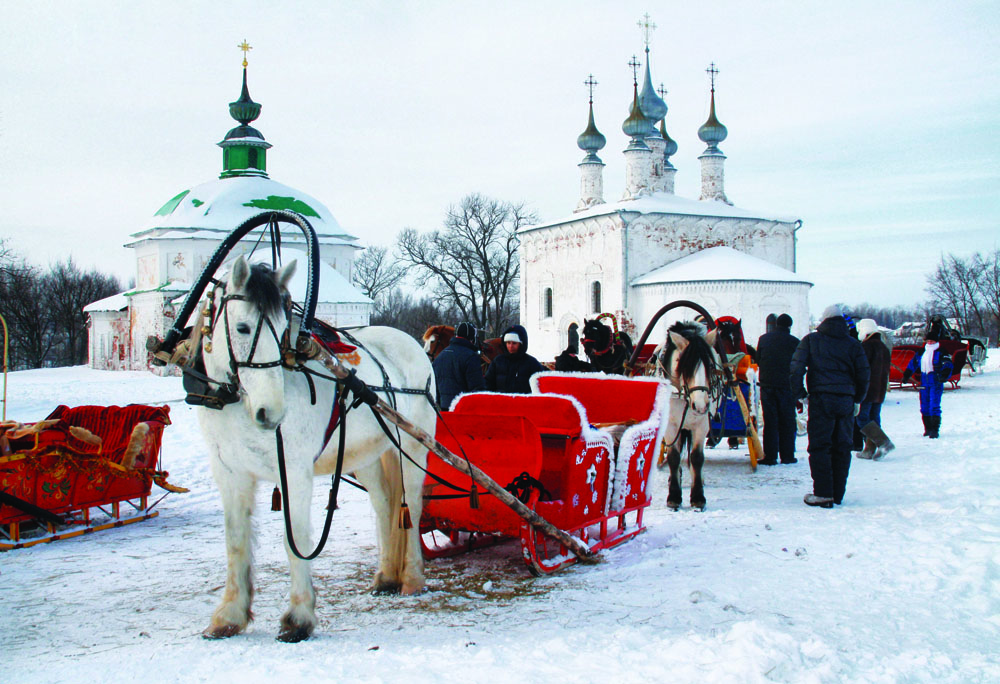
{"left": 820, "top": 304, "right": 844, "bottom": 321}
{"left": 856, "top": 318, "right": 879, "bottom": 341}
{"left": 776, "top": 313, "right": 793, "bottom": 329}
{"left": 455, "top": 322, "right": 476, "bottom": 341}
{"left": 925, "top": 326, "right": 941, "bottom": 342}
{"left": 503, "top": 332, "right": 523, "bottom": 344}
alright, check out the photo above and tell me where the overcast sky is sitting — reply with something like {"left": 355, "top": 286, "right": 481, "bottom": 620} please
{"left": 3, "top": 1, "right": 998, "bottom": 316}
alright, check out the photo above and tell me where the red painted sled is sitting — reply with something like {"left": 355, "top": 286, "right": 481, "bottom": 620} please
{"left": 420, "top": 373, "right": 667, "bottom": 575}
{"left": 0, "top": 404, "right": 180, "bottom": 550}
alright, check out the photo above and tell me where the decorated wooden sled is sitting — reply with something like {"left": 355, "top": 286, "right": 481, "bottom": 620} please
{"left": 0, "top": 404, "right": 180, "bottom": 550}
{"left": 420, "top": 374, "right": 667, "bottom": 575}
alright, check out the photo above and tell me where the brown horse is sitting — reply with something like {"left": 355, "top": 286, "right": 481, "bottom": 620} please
{"left": 421, "top": 325, "right": 503, "bottom": 369}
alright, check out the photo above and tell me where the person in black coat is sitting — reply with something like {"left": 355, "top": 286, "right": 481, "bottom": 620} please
{"left": 855, "top": 318, "right": 894, "bottom": 459}
{"left": 484, "top": 324, "right": 544, "bottom": 394}
{"left": 790, "top": 305, "right": 870, "bottom": 508}
{"left": 756, "top": 313, "right": 801, "bottom": 465}
{"left": 432, "top": 321, "right": 485, "bottom": 410}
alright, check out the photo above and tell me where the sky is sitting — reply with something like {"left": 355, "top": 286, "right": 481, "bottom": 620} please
{"left": 2, "top": 1, "right": 998, "bottom": 316}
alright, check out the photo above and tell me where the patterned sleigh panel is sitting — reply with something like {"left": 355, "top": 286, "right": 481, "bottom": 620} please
{"left": 531, "top": 374, "right": 668, "bottom": 514}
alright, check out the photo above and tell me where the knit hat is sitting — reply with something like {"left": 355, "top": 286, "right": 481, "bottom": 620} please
{"left": 776, "top": 313, "right": 793, "bottom": 329}
{"left": 856, "top": 318, "right": 878, "bottom": 341}
{"left": 820, "top": 304, "right": 844, "bottom": 321}
{"left": 503, "top": 332, "right": 523, "bottom": 344}
{"left": 455, "top": 321, "right": 476, "bottom": 341}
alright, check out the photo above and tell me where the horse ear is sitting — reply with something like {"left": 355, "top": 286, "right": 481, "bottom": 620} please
{"left": 275, "top": 259, "right": 297, "bottom": 292}
{"left": 705, "top": 329, "right": 718, "bottom": 347}
{"left": 229, "top": 255, "right": 250, "bottom": 291}
{"left": 669, "top": 331, "right": 689, "bottom": 351}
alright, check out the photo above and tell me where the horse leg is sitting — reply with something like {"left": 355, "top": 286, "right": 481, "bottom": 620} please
{"left": 666, "top": 445, "right": 683, "bottom": 511}
{"left": 689, "top": 440, "right": 707, "bottom": 511}
{"left": 204, "top": 461, "right": 256, "bottom": 639}
{"left": 277, "top": 462, "right": 318, "bottom": 643}
{"left": 354, "top": 456, "right": 401, "bottom": 594}
{"left": 396, "top": 435, "right": 427, "bottom": 596}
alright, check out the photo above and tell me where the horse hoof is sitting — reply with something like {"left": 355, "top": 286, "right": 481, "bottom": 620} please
{"left": 276, "top": 625, "right": 313, "bottom": 643}
{"left": 202, "top": 623, "right": 242, "bottom": 640}
{"left": 666, "top": 501, "right": 680, "bottom": 511}
{"left": 370, "top": 582, "right": 401, "bottom": 596}
{"left": 692, "top": 502, "right": 706, "bottom": 512}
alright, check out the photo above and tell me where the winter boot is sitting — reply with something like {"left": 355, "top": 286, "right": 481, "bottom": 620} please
{"left": 921, "top": 415, "right": 930, "bottom": 437}
{"left": 861, "top": 421, "right": 895, "bottom": 460}
{"left": 928, "top": 416, "right": 941, "bottom": 439}
{"left": 804, "top": 493, "right": 834, "bottom": 509}
{"left": 857, "top": 438, "right": 875, "bottom": 459}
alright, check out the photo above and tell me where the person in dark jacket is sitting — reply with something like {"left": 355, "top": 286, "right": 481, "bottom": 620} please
{"left": 756, "top": 313, "right": 801, "bottom": 465}
{"left": 485, "top": 324, "right": 544, "bottom": 394}
{"left": 790, "top": 305, "right": 870, "bottom": 508}
{"left": 432, "top": 321, "right": 485, "bottom": 410}
{"left": 855, "top": 319, "right": 894, "bottom": 459}
{"left": 902, "top": 323, "right": 953, "bottom": 438}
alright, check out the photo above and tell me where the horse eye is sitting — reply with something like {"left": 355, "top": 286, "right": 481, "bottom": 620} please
{"left": 236, "top": 323, "right": 251, "bottom": 335}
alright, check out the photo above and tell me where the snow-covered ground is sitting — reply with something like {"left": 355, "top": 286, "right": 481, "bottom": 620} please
{"left": 2, "top": 356, "right": 998, "bottom": 683}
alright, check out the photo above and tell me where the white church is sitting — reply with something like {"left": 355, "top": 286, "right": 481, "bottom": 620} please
{"left": 520, "top": 46, "right": 812, "bottom": 362}
{"left": 85, "top": 60, "right": 372, "bottom": 371}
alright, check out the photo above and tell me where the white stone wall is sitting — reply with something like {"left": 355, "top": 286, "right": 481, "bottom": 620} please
{"left": 699, "top": 152, "right": 729, "bottom": 203}
{"left": 576, "top": 161, "right": 605, "bottom": 211}
{"left": 630, "top": 280, "right": 811, "bottom": 349}
{"left": 520, "top": 214, "right": 625, "bottom": 361}
{"left": 622, "top": 147, "right": 652, "bottom": 200}
{"left": 87, "top": 311, "right": 131, "bottom": 370}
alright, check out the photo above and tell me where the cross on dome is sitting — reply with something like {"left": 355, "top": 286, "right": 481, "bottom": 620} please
{"left": 628, "top": 55, "right": 641, "bottom": 86}
{"left": 706, "top": 61, "right": 719, "bottom": 91}
{"left": 584, "top": 74, "right": 599, "bottom": 104}
{"left": 238, "top": 39, "right": 253, "bottom": 68}
{"left": 637, "top": 13, "right": 656, "bottom": 49}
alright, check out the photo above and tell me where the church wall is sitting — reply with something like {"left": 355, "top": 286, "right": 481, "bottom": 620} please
{"left": 624, "top": 214, "right": 798, "bottom": 283}
{"left": 520, "top": 214, "right": 626, "bottom": 362}
{"left": 630, "top": 280, "right": 811, "bottom": 348}
{"left": 87, "top": 311, "right": 131, "bottom": 370}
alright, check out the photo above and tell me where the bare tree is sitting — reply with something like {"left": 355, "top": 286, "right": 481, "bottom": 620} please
{"left": 46, "top": 259, "right": 121, "bottom": 365}
{"left": 971, "top": 249, "right": 1000, "bottom": 343}
{"left": 371, "top": 288, "right": 457, "bottom": 341}
{"left": 926, "top": 251, "right": 994, "bottom": 341}
{"left": 397, "top": 193, "right": 536, "bottom": 336}
{"left": 352, "top": 245, "right": 405, "bottom": 314}
{"left": 1, "top": 260, "right": 55, "bottom": 369}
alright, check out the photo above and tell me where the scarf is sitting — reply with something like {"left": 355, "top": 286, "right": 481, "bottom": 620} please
{"left": 921, "top": 341, "right": 939, "bottom": 374}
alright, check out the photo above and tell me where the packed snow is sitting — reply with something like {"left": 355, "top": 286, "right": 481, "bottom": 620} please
{"left": 2, "top": 356, "right": 999, "bottom": 683}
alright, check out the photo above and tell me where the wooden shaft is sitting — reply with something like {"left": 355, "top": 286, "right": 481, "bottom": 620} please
{"left": 313, "top": 349, "right": 597, "bottom": 563}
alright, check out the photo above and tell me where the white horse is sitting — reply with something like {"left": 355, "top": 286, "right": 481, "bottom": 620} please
{"left": 195, "top": 255, "right": 435, "bottom": 642}
{"left": 657, "top": 321, "right": 719, "bottom": 511}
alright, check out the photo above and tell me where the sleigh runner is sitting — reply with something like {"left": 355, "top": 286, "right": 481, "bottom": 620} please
{"left": 420, "top": 373, "right": 667, "bottom": 574}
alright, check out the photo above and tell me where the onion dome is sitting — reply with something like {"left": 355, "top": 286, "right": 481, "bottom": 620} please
{"left": 638, "top": 52, "right": 666, "bottom": 136}
{"left": 577, "top": 101, "right": 607, "bottom": 162}
{"left": 660, "top": 118, "right": 678, "bottom": 167}
{"left": 218, "top": 66, "right": 272, "bottom": 179}
{"left": 622, "top": 85, "right": 650, "bottom": 150}
{"left": 698, "top": 87, "right": 728, "bottom": 152}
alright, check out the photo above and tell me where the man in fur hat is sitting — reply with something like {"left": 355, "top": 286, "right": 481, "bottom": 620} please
{"left": 790, "top": 305, "right": 870, "bottom": 508}
{"left": 432, "top": 321, "right": 485, "bottom": 410}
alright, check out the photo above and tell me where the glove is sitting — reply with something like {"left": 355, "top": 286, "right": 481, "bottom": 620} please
{"left": 853, "top": 403, "right": 861, "bottom": 417}
{"left": 795, "top": 401, "right": 804, "bottom": 413}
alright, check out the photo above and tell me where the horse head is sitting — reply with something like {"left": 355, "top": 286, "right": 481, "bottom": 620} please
{"left": 422, "top": 325, "right": 454, "bottom": 360}
{"left": 714, "top": 316, "right": 746, "bottom": 355}
{"left": 662, "top": 321, "right": 718, "bottom": 416}
{"left": 581, "top": 318, "right": 612, "bottom": 356}
{"left": 201, "top": 255, "right": 296, "bottom": 430}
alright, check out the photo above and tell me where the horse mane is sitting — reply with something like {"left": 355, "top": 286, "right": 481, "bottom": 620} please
{"left": 242, "top": 263, "right": 285, "bottom": 318}
{"left": 664, "top": 321, "right": 716, "bottom": 381}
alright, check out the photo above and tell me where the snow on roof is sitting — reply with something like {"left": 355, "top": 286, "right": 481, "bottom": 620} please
{"left": 523, "top": 191, "right": 800, "bottom": 233}
{"left": 83, "top": 291, "right": 130, "bottom": 313}
{"left": 631, "top": 245, "right": 813, "bottom": 286}
{"left": 247, "top": 249, "right": 372, "bottom": 305}
{"left": 132, "top": 175, "right": 357, "bottom": 242}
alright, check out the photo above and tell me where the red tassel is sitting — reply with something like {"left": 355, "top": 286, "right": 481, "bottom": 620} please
{"left": 469, "top": 483, "right": 480, "bottom": 509}
{"left": 398, "top": 502, "right": 412, "bottom": 530}
{"left": 271, "top": 486, "right": 282, "bottom": 512}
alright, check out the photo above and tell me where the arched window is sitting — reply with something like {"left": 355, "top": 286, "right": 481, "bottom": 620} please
{"left": 543, "top": 287, "right": 553, "bottom": 319}
{"left": 591, "top": 281, "right": 602, "bottom": 314}
{"left": 567, "top": 322, "right": 579, "bottom": 354}
{"left": 248, "top": 147, "right": 259, "bottom": 168}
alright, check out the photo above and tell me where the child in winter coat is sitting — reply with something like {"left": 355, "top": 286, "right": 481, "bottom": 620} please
{"left": 902, "top": 326, "right": 953, "bottom": 438}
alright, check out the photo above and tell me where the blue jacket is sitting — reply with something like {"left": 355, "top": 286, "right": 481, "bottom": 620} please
{"left": 432, "top": 337, "right": 485, "bottom": 410}
{"left": 906, "top": 346, "right": 953, "bottom": 387}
